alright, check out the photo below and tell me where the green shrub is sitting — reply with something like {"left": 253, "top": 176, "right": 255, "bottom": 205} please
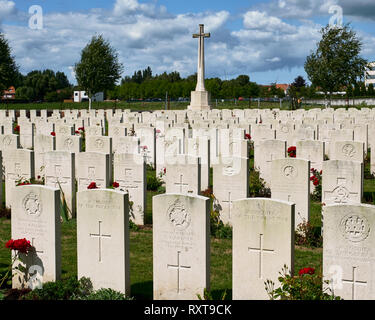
{"left": 249, "top": 168, "right": 271, "bottom": 197}
{"left": 24, "top": 276, "right": 89, "bottom": 300}
{"left": 147, "top": 174, "right": 163, "bottom": 191}
{"left": 76, "top": 288, "right": 133, "bottom": 300}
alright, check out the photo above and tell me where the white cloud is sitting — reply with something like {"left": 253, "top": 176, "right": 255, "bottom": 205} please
{"left": 0, "top": 0, "right": 16, "bottom": 21}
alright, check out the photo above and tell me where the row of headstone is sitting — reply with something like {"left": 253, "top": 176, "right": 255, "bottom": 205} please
{"left": 11, "top": 184, "right": 375, "bottom": 300}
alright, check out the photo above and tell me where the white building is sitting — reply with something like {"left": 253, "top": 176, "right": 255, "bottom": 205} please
{"left": 74, "top": 91, "right": 104, "bottom": 103}
{"left": 365, "top": 62, "right": 375, "bottom": 87}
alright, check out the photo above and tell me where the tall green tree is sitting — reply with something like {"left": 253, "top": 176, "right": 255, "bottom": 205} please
{"left": 75, "top": 35, "right": 123, "bottom": 110}
{"left": 304, "top": 24, "right": 367, "bottom": 105}
{"left": 0, "top": 33, "right": 19, "bottom": 91}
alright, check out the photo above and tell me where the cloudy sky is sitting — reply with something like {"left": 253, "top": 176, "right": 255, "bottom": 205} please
{"left": 1, "top": 0, "right": 375, "bottom": 85}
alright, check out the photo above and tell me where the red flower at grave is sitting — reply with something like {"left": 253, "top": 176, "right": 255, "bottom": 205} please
{"left": 6, "top": 238, "right": 32, "bottom": 254}
{"left": 14, "top": 125, "right": 20, "bottom": 133}
{"left": 87, "top": 182, "right": 98, "bottom": 190}
{"left": 245, "top": 134, "right": 251, "bottom": 140}
{"left": 313, "top": 179, "right": 319, "bottom": 186}
{"left": 287, "top": 146, "right": 296, "bottom": 158}
{"left": 112, "top": 182, "right": 120, "bottom": 188}
{"left": 75, "top": 130, "right": 80, "bottom": 134}
{"left": 78, "top": 127, "right": 85, "bottom": 132}
{"left": 299, "top": 267, "right": 315, "bottom": 276}
{"left": 163, "top": 168, "right": 166, "bottom": 174}
{"left": 51, "top": 132, "right": 56, "bottom": 137}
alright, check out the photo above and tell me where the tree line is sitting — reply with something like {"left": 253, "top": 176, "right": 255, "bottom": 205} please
{"left": 1, "top": 23, "right": 374, "bottom": 106}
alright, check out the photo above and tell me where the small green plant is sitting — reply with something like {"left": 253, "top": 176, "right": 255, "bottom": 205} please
{"left": 202, "top": 188, "right": 232, "bottom": 239}
{"left": 265, "top": 265, "right": 341, "bottom": 300}
{"left": 129, "top": 219, "right": 140, "bottom": 232}
{"left": 77, "top": 288, "right": 133, "bottom": 300}
{"left": 25, "top": 276, "right": 86, "bottom": 300}
{"left": 249, "top": 168, "right": 271, "bottom": 198}
{"left": 147, "top": 174, "right": 163, "bottom": 191}
{"left": 197, "top": 288, "right": 227, "bottom": 300}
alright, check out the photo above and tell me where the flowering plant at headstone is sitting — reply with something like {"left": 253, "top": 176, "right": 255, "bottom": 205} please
{"left": 158, "top": 167, "right": 166, "bottom": 179}
{"left": 50, "top": 132, "right": 56, "bottom": 137}
{"left": 245, "top": 134, "right": 251, "bottom": 140}
{"left": 87, "top": 182, "right": 98, "bottom": 190}
{"left": 295, "top": 218, "right": 322, "bottom": 248}
{"left": 310, "top": 168, "right": 322, "bottom": 202}
{"left": 0, "top": 238, "right": 33, "bottom": 289}
{"left": 287, "top": 146, "right": 296, "bottom": 158}
{"left": 16, "top": 176, "right": 33, "bottom": 186}
{"left": 109, "top": 182, "right": 120, "bottom": 190}
{"left": 14, "top": 124, "right": 20, "bottom": 134}
{"left": 265, "top": 265, "right": 341, "bottom": 300}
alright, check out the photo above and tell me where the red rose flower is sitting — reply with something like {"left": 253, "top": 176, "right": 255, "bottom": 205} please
{"left": 313, "top": 179, "right": 319, "bottom": 186}
{"left": 245, "top": 134, "right": 251, "bottom": 140}
{"left": 163, "top": 168, "right": 166, "bottom": 174}
{"left": 299, "top": 267, "right": 315, "bottom": 276}
{"left": 78, "top": 127, "right": 85, "bottom": 132}
{"left": 14, "top": 125, "right": 20, "bottom": 133}
{"left": 51, "top": 132, "right": 56, "bottom": 137}
{"left": 87, "top": 182, "right": 98, "bottom": 190}
{"left": 75, "top": 130, "right": 80, "bottom": 134}
{"left": 320, "top": 170, "right": 323, "bottom": 175}
{"left": 6, "top": 238, "right": 32, "bottom": 254}
{"left": 112, "top": 182, "right": 120, "bottom": 188}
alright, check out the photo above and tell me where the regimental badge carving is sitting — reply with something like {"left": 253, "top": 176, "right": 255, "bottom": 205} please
{"left": 283, "top": 165, "right": 297, "bottom": 179}
{"left": 23, "top": 193, "right": 42, "bottom": 216}
{"left": 340, "top": 214, "right": 370, "bottom": 243}
{"left": 342, "top": 144, "right": 356, "bottom": 158}
{"left": 64, "top": 138, "right": 73, "bottom": 149}
{"left": 3, "top": 136, "right": 12, "bottom": 146}
{"left": 281, "top": 126, "right": 289, "bottom": 133}
{"left": 95, "top": 138, "right": 104, "bottom": 149}
{"left": 167, "top": 199, "right": 191, "bottom": 231}
{"left": 223, "top": 165, "right": 236, "bottom": 176}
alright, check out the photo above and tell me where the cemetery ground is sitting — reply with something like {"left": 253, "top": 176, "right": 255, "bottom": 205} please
{"left": 2, "top": 151, "right": 371, "bottom": 301}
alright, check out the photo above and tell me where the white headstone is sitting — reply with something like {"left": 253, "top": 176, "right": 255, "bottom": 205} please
{"left": 232, "top": 198, "right": 295, "bottom": 300}
{"left": 11, "top": 185, "right": 61, "bottom": 289}
{"left": 153, "top": 193, "right": 210, "bottom": 300}
{"left": 77, "top": 189, "right": 130, "bottom": 294}
{"left": 323, "top": 203, "right": 375, "bottom": 300}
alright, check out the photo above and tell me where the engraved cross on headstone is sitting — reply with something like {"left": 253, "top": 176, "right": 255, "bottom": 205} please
{"left": 342, "top": 266, "right": 367, "bottom": 300}
{"left": 222, "top": 192, "right": 233, "bottom": 219}
{"left": 89, "top": 221, "right": 112, "bottom": 262}
{"left": 167, "top": 251, "right": 191, "bottom": 294}
{"left": 248, "top": 234, "right": 275, "bottom": 279}
{"left": 175, "top": 174, "right": 188, "bottom": 194}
